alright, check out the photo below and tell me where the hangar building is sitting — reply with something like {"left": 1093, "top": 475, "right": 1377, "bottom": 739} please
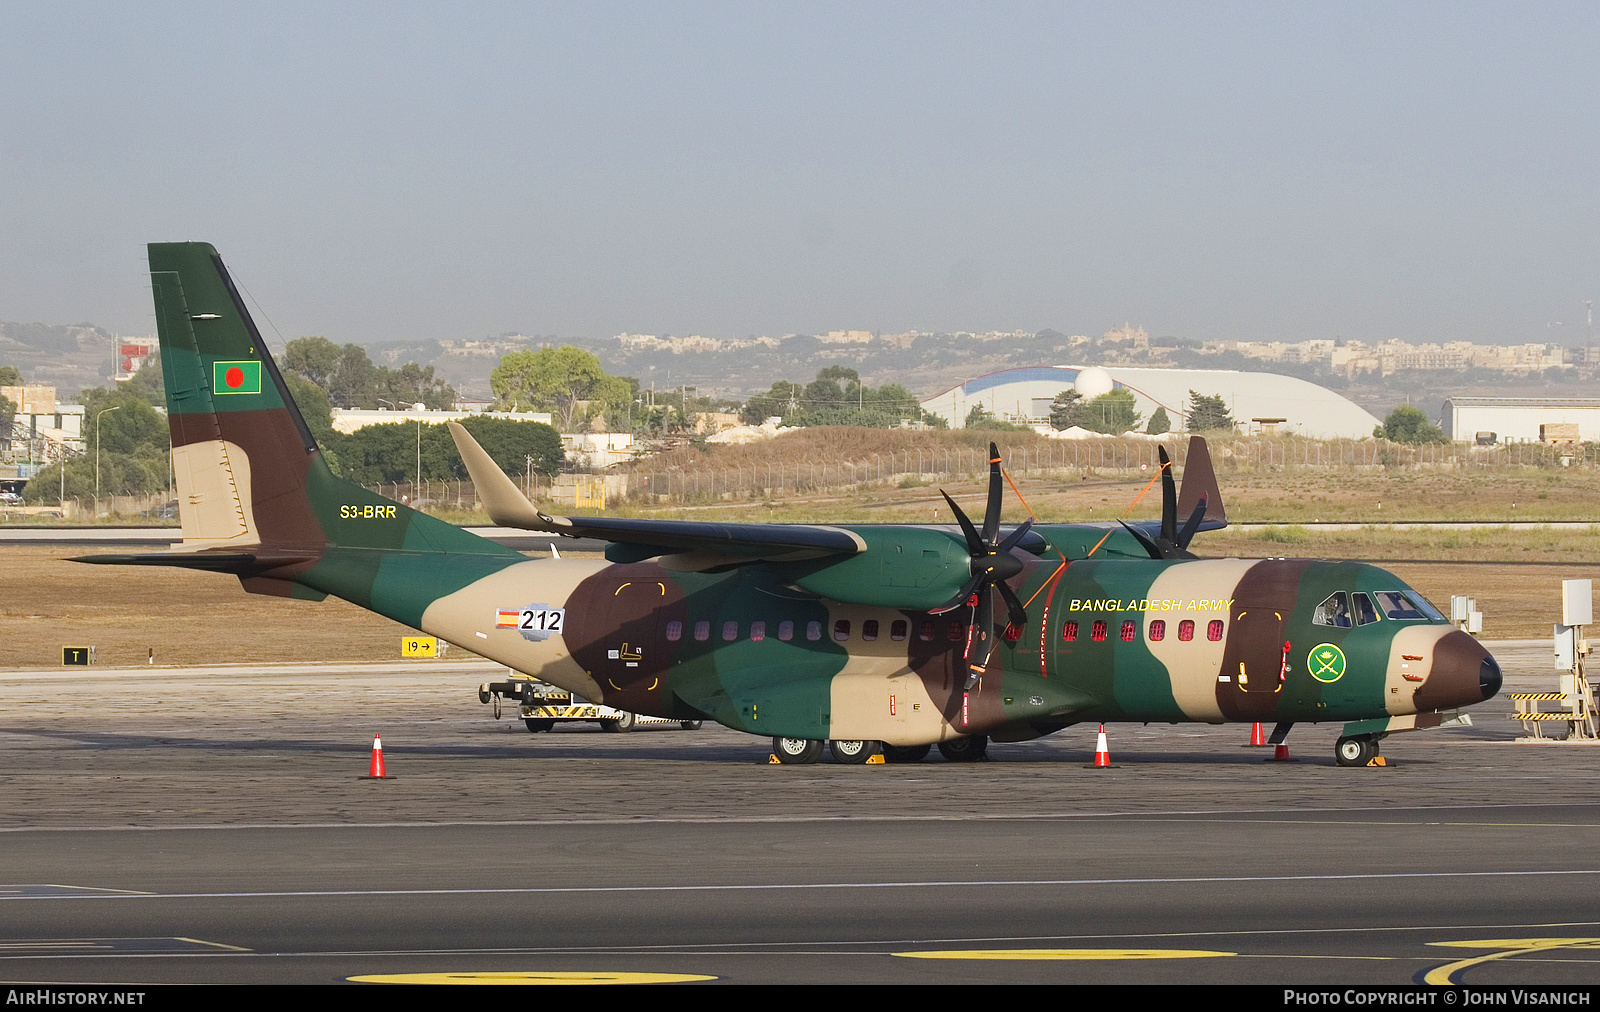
{"left": 1441, "top": 397, "right": 1600, "bottom": 444}
{"left": 921, "top": 366, "right": 1381, "bottom": 439}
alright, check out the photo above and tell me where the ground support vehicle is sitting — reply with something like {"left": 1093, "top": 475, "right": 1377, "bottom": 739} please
{"left": 478, "top": 675, "right": 701, "bottom": 732}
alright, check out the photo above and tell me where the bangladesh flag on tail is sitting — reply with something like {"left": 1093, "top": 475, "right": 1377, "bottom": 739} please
{"left": 213, "top": 360, "right": 262, "bottom": 395}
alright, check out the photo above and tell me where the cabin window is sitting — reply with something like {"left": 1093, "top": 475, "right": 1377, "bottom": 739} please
{"left": 722, "top": 621, "right": 739, "bottom": 641}
{"left": 693, "top": 620, "right": 710, "bottom": 642}
{"left": 919, "top": 621, "right": 936, "bottom": 642}
{"left": 665, "top": 620, "right": 683, "bottom": 642}
{"left": 750, "top": 620, "right": 766, "bottom": 642}
{"left": 806, "top": 620, "right": 823, "bottom": 641}
{"left": 1313, "top": 592, "right": 1353, "bottom": 628}
{"left": 1149, "top": 619, "right": 1165, "bottom": 641}
{"left": 890, "top": 620, "right": 908, "bottom": 641}
{"left": 1091, "top": 620, "right": 1107, "bottom": 642}
{"left": 1120, "top": 620, "right": 1136, "bottom": 642}
{"left": 1207, "top": 619, "right": 1224, "bottom": 641}
{"left": 834, "top": 619, "right": 851, "bottom": 641}
{"left": 1178, "top": 619, "right": 1195, "bottom": 641}
{"left": 1352, "top": 593, "right": 1379, "bottom": 626}
{"left": 778, "top": 620, "right": 794, "bottom": 641}
{"left": 1062, "top": 621, "right": 1078, "bottom": 642}
{"left": 1375, "top": 591, "right": 1428, "bottom": 621}
{"left": 862, "top": 619, "right": 879, "bottom": 642}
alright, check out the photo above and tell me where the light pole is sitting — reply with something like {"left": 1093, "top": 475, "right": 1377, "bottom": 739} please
{"left": 94, "top": 404, "right": 121, "bottom": 514}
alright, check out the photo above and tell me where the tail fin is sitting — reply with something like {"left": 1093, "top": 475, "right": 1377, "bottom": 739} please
{"left": 78, "top": 243, "right": 519, "bottom": 598}
{"left": 148, "top": 241, "right": 323, "bottom": 549}
{"left": 1176, "top": 435, "right": 1227, "bottom": 529}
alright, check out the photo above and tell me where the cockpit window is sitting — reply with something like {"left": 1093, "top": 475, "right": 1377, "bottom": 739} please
{"left": 1313, "top": 592, "right": 1353, "bottom": 628}
{"left": 1375, "top": 591, "right": 1433, "bottom": 621}
{"left": 1352, "top": 593, "right": 1379, "bottom": 626}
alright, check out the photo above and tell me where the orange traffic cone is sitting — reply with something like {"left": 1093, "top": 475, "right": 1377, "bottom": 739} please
{"left": 1249, "top": 722, "right": 1267, "bottom": 747}
{"left": 1084, "top": 724, "right": 1117, "bottom": 769}
{"left": 361, "top": 735, "right": 391, "bottom": 779}
{"left": 1268, "top": 742, "right": 1293, "bottom": 762}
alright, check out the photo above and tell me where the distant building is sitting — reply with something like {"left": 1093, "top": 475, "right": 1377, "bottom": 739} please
{"left": 331, "top": 407, "right": 552, "bottom": 435}
{"left": 1441, "top": 397, "right": 1600, "bottom": 444}
{"left": 921, "top": 366, "right": 1381, "bottom": 439}
{"left": 1, "top": 384, "right": 83, "bottom": 476}
{"left": 115, "top": 336, "right": 160, "bottom": 381}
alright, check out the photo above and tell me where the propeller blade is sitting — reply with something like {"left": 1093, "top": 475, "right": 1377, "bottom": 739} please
{"left": 982, "top": 442, "right": 1002, "bottom": 547}
{"left": 1119, "top": 519, "right": 1165, "bottom": 560}
{"left": 930, "top": 568, "right": 986, "bottom": 615}
{"left": 965, "top": 585, "right": 995, "bottom": 689}
{"left": 940, "top": 490, "right": 985, "bottom": 556}
{"left": 1176, "top": 494, "right": 1208, "bottom": 549}
{"left": 996, "top": 517, "right": 1035, "bottom": 555}
{"left": 1159, "top": 445, "right": 1177, "bottom": 542}
{"left": 996, "top": 580, "right": 1029, "bottom": 632}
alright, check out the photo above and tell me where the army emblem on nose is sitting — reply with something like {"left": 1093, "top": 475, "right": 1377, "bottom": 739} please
{"left": 1308, "top": 643, "right": 1347, "bottom": 683}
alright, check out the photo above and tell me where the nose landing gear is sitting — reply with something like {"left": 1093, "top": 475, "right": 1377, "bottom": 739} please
{"left": 1335, "top": 734, "right": 1381, "bottom": 767}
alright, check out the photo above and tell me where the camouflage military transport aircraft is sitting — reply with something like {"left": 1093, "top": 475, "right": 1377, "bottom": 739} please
{"left": 79, "top": 242, "right": 1502, "bottom": 767}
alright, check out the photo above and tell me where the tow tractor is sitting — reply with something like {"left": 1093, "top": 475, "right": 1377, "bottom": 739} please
{"left": 478, "top": 674, "right": 702, "bottom": 733}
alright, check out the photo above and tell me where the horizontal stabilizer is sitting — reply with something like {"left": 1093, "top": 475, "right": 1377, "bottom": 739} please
{"left": 70, "top": 547, "right": 317, "bottom": 572}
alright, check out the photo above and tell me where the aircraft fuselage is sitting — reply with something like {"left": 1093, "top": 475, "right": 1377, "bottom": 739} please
{"left": 411, "top": 547, "right": 1499, "bottom": 746}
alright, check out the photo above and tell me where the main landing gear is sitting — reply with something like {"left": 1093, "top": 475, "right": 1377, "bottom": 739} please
{"left": 769, "top": 736, "right": 987, "bottom": 764}
{"left": 1335, "top": 734, "right": 1382, "bottom": 767}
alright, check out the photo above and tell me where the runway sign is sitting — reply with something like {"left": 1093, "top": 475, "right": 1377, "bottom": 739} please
{"left": 401, "top": 636, "right": 438, "bottom": 658}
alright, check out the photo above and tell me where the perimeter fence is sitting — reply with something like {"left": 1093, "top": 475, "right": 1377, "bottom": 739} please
{"left": 617, "top": 437, "right": 1600, "bottom": 506}
{"left": 10, "top": 436, "right": 1597, "bottom": 518}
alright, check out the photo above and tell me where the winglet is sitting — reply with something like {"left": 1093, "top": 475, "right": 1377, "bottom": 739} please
{"left": 1176, "top": 436, "right": 1226, "bottom": 527}
{"left": 447, "top": 421, "right": 564, "bottom": 531}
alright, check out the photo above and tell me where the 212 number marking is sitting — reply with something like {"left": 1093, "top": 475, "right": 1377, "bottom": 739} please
{"left": 520, "top": 608, "right": 564, "bottom": 633}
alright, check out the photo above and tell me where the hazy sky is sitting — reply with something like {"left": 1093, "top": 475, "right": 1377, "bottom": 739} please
{"left": 3, "top": 2, "right": 1597, "bottom": 349}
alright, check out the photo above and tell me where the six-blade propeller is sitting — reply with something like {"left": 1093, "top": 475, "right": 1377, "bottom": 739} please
{"left": 934, "top": 441, "right": 1201, "bottom": 690}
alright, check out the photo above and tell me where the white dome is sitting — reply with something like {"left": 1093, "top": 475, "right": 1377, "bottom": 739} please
{"left": 1074, "top": 366, "right": 1115, "bottom": 399}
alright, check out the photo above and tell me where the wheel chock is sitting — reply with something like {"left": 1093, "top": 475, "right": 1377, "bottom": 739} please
{"left": 865, "top": 753, "right": 886, "bottom": 764}
{"left": 768, "top": 754, "right": 782, "bottom": 764}
{"left": 1366, "top": 756, "right": 1389, "bottom": 767}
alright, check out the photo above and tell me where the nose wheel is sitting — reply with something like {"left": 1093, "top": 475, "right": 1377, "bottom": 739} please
{"left": 1335, "top": 734, "right": 1380, "bottom": 767}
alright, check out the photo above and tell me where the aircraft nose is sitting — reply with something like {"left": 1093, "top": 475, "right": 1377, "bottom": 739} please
{"left": 1414, "top": 629, "right": 1499, "bottom": 711}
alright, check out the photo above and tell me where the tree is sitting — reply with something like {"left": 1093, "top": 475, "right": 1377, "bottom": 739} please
{"left": 1048, "top": 389, "right": 1084, "bottom": 430}
{"left": 743, "top": 380, "right": 805, "bottom": 424}
{"left": 283, "top": 336, "right": 342, "bottom": 389}
{"left": 0, "top": 365, "right": 20, "bottom": 425}
{"left": 26, "top": 384, "right": 172, "bottom": 501}
{"left": 1186, "top": 391, "right": 1235, "bottom": 432}
{"left": 332, "top": 416, "right": 564, "bottom": 486}
{"left": 1147, "top": 405, "right": 1170, "bottom": 435}
{"left": 1378, "top": 404, "right": 1447, "bottom": 444}
{"left": 1080, "top": 390, "right": 1141, "bottom": 435}
{"left": 455, "top": 416, "right": 564, "bottom": 478}
{"left": 490, "top": 346, "right": 632, "bottom": 430}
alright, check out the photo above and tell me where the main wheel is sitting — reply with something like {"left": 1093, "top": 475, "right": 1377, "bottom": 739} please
{"left": 679, "top": 720, "right": 703, "bottom": 730}
{"left": 772, "top": 736, "right": 824, "bottom": 764}
{"left": 938, "top": 735, "right": 989, "bottom": 762}
{"left": 1335, "top": 735, "right": 1377, "bottom": 766}
{"left": 829, "top": 739, "right": 882, "bottom": 764}
{"left": 523, "top": 717, "right": 554, "bottom": 733}
{"left": 882, "top": 743, "right": 932, "bottom": 764}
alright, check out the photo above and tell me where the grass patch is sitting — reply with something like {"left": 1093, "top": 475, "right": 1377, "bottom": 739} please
{"left": 1253, "top": 525, "right": 1310, "bottom": 543}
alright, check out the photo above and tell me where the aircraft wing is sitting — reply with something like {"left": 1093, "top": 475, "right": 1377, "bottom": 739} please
{"left": 448, "top": 422, "right": 865, "bottom": 568}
